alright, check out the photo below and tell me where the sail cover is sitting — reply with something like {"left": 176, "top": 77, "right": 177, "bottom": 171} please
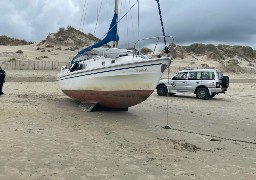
{"left": 70, "top": 13, "right": 119, "bottom": 64}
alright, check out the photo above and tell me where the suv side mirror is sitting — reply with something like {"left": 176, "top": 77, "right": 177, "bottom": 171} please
{"left": 172, "top": 76, "right": 177, "bottom": 80}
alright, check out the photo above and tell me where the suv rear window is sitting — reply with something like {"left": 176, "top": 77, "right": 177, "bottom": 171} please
{"left": 217, "top": 72, "right": 223, "bottom": 80}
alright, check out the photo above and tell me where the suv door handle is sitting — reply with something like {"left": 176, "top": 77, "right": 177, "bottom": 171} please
{"left": 196, "top": 82, "right": 199, "bottom": 84}
{"left": 182, "top": 82, "right": 186, "bottom": 83}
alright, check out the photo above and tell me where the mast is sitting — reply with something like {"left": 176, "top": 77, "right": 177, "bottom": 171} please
{"left": 113, "top": 0, "right": 118, "bottom": 48}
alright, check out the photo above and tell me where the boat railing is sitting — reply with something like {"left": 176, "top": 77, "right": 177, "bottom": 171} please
{"left": 133, "top": 35, "right": 174, "bottom": 58}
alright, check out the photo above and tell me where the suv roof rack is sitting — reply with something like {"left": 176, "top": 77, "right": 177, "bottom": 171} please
{"left": 185, "top": 67, "right": 193, "bottom": 70}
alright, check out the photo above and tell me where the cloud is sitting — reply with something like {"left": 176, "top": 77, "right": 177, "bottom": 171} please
{"left": 0, "top": 0, "right": 82, "bottom": 41}
{"left": 0, "top": 0, "right": 256, "bottom": 47}
{"left": 164, "top": 0, "right": 256, "bottom": 46}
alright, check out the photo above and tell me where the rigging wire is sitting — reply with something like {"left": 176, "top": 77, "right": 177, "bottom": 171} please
{"left": 122, "top": 0, "right": 130, "bottom": 48}
{"left": 125, "top": 0, "right": 129, "bottom": 48}
{"left": 137, "top": 0, "right": 140, "bottom": 41}
{"left": 93, "top": 0, "right": 103, "bottom": 35}
{"left": 100, "top": 0, "right": 139, "bottom": 40}
{"left": 119, "top": 0, "right": 123, "bottom": 41}
{"left": 136, "top": 0, "right": 140, "bottom": 50}
{"left": 81, "top": 1, "right": 89, "bottom": 33}
{"left": 79, "top": 0, "right": 89, "bottom": 33}
{"left": 79, "top": 0, "right": 87, "bottom": 31}
{"left": 128, "top": 0, "right": 134, "bottom": 38}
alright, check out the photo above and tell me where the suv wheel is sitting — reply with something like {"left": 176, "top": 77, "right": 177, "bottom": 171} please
{"left": 157, "top": 84, "right": 168, "bottom": 96}
{"left": 196, "top": 88, "right": 209, "bottom": 100}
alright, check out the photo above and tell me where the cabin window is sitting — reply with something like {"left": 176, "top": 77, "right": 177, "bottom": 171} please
{"left": 111, "top": 60, "right": 115, "bottom": 64}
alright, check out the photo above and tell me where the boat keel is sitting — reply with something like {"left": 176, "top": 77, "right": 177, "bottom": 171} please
{"left": 79, "top": 103, "right": 97, "bottom": 112}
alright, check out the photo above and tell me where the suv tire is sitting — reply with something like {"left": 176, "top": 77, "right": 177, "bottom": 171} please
{"left": 157, "top": 84, "right": 168, "bottom": 96}
{"left": 196, "top": 88, "right": 209, "bottom": 100}
{"left": 222, "top": 76, "right": 229, "bottom": 88}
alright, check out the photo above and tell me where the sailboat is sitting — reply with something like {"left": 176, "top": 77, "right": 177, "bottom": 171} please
{"left": 57, "top": 0, "right": 172, "bottom": 110}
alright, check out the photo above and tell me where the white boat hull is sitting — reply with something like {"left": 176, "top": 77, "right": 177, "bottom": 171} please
{"left": 57, "top": 57, "right": 169, "bottom": 108}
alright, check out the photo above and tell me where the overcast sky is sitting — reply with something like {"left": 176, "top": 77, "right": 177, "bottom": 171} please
{"left": 0, "top": 0, "right": 256, "bottom": 48}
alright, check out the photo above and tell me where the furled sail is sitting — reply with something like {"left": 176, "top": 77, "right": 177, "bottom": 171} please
{"left": 70, "top": 13, "right": 119, "bottom": 65}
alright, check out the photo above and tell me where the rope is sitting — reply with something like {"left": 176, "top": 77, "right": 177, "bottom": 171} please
{"left": 152, "top": 37, "right": 159, "bottom": 58}
{"left": 168, "top": 128, "right": 256, "bottom": 145}
{"left": 155, "top": 0, "right": 167, "bottom": 46}
{"left": 166, "top": 62, "right": 170, "bottom": 128}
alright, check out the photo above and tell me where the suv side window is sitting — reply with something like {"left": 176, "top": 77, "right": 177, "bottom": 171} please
{"left": 188, "top": 72, "right": 201, "bottom": 80}
{"left": 172, "top": 72, "right": 188, "bottom": 80}
{"left": 201, "top": 72, "right": 215, "bottom": 80}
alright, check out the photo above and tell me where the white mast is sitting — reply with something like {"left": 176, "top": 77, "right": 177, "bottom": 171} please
{"left": 114, "top": 0, "right": 118, "bottom": 14}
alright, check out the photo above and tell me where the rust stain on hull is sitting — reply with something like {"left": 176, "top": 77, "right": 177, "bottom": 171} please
{"left": 62, "top": 90, "right": 154, "bottom": 108}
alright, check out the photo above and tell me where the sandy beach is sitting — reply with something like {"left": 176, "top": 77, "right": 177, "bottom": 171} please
{"left": 0, "top": 70, "right": 256, "bottom": 179}
{"left": 1, "top": 0, "right": 256, "bottom": 178}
